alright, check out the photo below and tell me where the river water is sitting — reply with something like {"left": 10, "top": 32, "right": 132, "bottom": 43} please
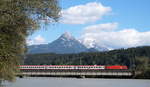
{"left": 2, "top": 77, "right": 150, "bottom": 87}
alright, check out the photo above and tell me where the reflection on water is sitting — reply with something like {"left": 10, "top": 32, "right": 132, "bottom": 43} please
{"left": 2, "top": 77, "right": 150, "bottom": 87}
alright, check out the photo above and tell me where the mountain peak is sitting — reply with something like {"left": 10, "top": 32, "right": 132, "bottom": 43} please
{"left": 60, "top": 32, "right": 74, "bottom": 40}
{"left": 28, "top": 32, "right": 88, "bottom": 54}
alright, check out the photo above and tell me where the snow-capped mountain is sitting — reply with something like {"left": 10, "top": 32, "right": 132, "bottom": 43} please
{"left": 80, "top": 38, "right": 109, "bottom": 51}
{"left": 28, "top": 32, "right": 109, "bottom": 54}
{"left": 28, "top": 32, "right": 88, "bottom": 54}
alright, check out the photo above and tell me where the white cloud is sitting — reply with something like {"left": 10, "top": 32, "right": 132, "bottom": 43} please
{"left": 80, "top": 23, "right": 150, "bottom": 49}
{"left": 27, "top": 35, "right": 47, "bottom": 45}
{"left": 84, "top": 22, "right": 118, "bottom": 33}
{"left": 60, "top": 2, "right": 111, "bottom": 24}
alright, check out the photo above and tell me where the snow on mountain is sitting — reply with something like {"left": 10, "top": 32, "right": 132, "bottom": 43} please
{"left": 79, "top": 38, "right": 109, "bottom": 51}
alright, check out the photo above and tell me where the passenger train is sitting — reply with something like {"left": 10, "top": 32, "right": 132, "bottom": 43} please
{"left": 19, "top": 65, "right": 128, "bottom": 70}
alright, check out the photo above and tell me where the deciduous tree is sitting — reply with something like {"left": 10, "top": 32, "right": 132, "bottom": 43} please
{"left": 0, "top": 0, "right": 60, "bottom": 82}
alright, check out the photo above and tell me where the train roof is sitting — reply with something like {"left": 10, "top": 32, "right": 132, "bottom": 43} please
{"left": 19, "top": 65, "right": 105, "bottom": 67}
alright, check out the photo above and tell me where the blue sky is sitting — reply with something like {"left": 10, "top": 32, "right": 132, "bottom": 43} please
{"left": 27, "top": 0, "right": 150, "bottom": 49}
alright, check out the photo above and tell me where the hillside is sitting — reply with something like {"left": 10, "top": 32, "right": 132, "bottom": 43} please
{"left": 25, "top": 46, "right": 150, "bottom": 66}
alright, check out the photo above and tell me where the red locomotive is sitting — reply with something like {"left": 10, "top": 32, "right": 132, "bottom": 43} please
{"left": 105, "top": 65, "right": 128, "bottom": 69}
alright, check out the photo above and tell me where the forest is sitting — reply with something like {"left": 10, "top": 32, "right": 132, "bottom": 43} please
{"left": 24, "top": 46, "right": 150, "bottom": 78}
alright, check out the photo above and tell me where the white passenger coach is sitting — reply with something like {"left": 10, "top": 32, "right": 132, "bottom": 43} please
{"left": 19, "top": 65, "right": 105, "bottom": 70}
